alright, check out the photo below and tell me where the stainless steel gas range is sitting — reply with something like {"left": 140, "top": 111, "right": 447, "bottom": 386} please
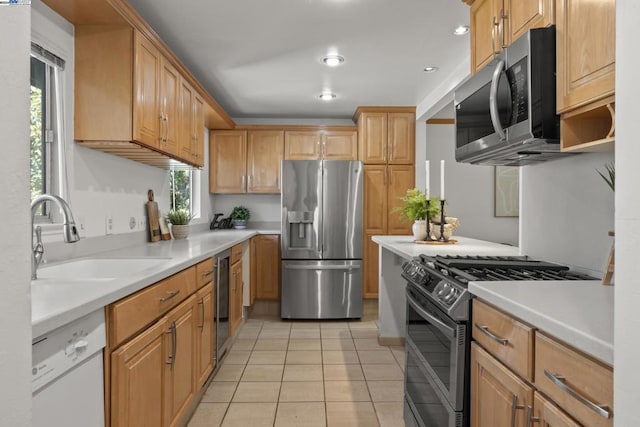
{"left": 401, "top": 255, "right": 595, "bottom": 427}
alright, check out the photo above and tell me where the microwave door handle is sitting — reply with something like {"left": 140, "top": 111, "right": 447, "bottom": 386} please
{"left": 489, "top": 58, "right": 507, "bottom": 141}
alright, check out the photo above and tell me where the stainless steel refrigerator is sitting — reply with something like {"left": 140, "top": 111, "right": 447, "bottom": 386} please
{"left": 281, "top": 160, "right": 363, "bottom": 319}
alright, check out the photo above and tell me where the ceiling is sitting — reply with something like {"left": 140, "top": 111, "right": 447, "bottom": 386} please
{"left": 127, "top": 0, "right": 470, "bottom": 120}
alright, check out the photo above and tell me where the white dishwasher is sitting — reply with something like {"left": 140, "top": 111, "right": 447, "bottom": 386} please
{"left": 32, "top": 309, "right": 106, "bottom": 427}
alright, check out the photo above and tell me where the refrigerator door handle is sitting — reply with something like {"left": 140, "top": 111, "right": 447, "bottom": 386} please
{"left": 283, "top": 264, "right": 361, "bottom": 271}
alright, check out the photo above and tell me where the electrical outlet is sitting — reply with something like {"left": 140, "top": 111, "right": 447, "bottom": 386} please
{"left": 105, "top": 215, "right": 113, "bottom": 235}
{"left": 138, "top": 217, "right": 147, "bottom": 231}
{"left": 77, "top": 216, "right": 86, "bottom": 231}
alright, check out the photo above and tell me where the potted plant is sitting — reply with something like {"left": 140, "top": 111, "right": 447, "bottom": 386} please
{"left": 393, "top": 188, "right": 441, "bottom": 240}
{"left": 166, "top": 209, "right": 191, "bottom": 239}
{"left": 230, "top": 206, "right": 250, "bottom": 229}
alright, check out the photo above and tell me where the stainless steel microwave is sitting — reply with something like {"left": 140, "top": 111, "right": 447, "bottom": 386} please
{"left": 454, "top": 26, "right": 567, "bottom": 166}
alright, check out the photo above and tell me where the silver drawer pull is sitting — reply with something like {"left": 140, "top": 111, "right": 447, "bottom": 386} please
{"left": 475, "top": 323, "right": 509, "bottom": 345}
{"left": 544, "top": 370, "right": 612, "bottom": 419}
{"left": 160, "top": 290, "right": 180, "bottom": 302}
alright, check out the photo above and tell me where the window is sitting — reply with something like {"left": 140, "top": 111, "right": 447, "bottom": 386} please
{"left": 169, "top": 169, "right": 200, "bottom": 218}
{"left": 30, "top": 44, "right": 67, "bottom": 221}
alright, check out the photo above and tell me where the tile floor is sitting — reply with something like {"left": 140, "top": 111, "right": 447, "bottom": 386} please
{"left": 188, "top": 316, "right": 406, "bottom": 427}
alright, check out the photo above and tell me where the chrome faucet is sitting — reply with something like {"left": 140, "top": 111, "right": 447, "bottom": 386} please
{"left": 31, "top": 194, "right": 80, "bottom": 279}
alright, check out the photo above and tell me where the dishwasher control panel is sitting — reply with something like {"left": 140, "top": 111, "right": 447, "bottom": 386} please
{"left": 32, "top": 309, "right": 106, "bottom": 393}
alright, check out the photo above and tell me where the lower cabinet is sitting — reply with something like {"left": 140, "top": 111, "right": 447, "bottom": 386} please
{"left": 250, "top": 235, "right": 281, "bottom": 301}
{"left": 108, "top": 260, "right": 215, "bottom": 427}
{"left": 471, "top": 342, "right": 533, "bottom": 427}
{"left": 532, "top": 392, "right": 581, "bottom": 427}
{"left": 230, "top": 257, "right": 243, "bottom": 337}
{"left": 195, "top": 283, "right": 214, "bottom": 389}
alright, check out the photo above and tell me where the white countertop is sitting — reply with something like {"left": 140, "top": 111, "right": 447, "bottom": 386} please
{"left": 469, "top": 281, "right": 613, "bottom": 366}
{"left": 372, "top": 235, "right": 521, "bottom": 259}
{"left": 32, "top": 228, "right": 278, "bottom": 338}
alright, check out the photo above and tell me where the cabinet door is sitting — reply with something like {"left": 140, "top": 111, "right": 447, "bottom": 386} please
{"left": 192, "top": 94, "right": 205, "bottom": 167}
{"left": 387, "top": 165, "right": 415, "bottom": 235}
{"left": 363, "top": 232, "right": 379, "bottom": 299}
{"left": 363, "top": 165, "right": 388, "bottom": 234}
{"left": 284, "top": 130, "right": 321, "bottom": 159}
{"left": 556, "top": 0, "right": 615, "bottom": 113}
{"left": 358, "top": 112, "right": 387, "bottom": 164}
{"left": 209, "top": 130, "right": 247, "bottom": 193}
{"left": 178, "top": 79, "right": 195, "bottom": 163}
{"left": 532, "top": 392, "right": 581, "bottom": 427}
{"left": 323, "top": 130, "right": 358, "bottom": 160}
{"left": 195, "top": 283, "right": 214, "bottom": 389}
{"left": 505, "top": 0, "right": 554, "bottom": 43}
{"left": 133, "top": 32, "right": 161, "bottom": 148}
{"left": 247, "top": 130, "right": 284, "bottom": 193}
{"left": 251, "top": 235, "right": 281, "bottom": 301}
{"left": 160, "top": 59, "right": 180, "bottom": 157}
{"left": 471, "top": 342, "right": 533, "bottom": 427}
{"left": 111, "top": 317, "right": 167, "bottom": 427}
{"left": 164, "top": 297, "right": 196, "bottom": 427}
{"left": 471, "top": 0, "right": 502, "bottom": 73}
{"left": 230, "top": 260, "right": 243, "bottom": 336}
{"left": 387, "top": 112, "right": 415, "bottom": 164}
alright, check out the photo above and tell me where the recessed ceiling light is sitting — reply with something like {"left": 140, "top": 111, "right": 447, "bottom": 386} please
{"left": 423, "top": 66, "right": 439, "bottom": 73}
{"left": 453, "top": 25, "right": 470, "bottom": 36}
{"left": 319, "top": 92, "right": 337, "bottom": 101}
{"left": 321, "top": 55, "right": 345, "bottom": 67}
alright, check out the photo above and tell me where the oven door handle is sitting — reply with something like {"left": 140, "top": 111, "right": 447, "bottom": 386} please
{"left": 489, "top": 58, "right": 507, "bottom": 141}
{"left": 406, "top": 291, "right": 456, "bottom": 338}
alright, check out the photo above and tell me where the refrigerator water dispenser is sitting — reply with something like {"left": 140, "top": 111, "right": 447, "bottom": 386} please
{"left": 287, "top": 211, "right": 314, "bottom": 248}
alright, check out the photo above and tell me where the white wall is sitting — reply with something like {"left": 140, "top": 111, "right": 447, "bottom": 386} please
{"left": 425, "top": 121, "right": 519, "bottom": 246}
{"left": 0, "top": 4, "right": 32, "bottom": 426}
{"left": 615, "top": 0, "right": 640, "bottom": 424}
{"left": 520, "top": 153, "right": 614, "bottom": 276}
{"left": 32, "top": 0, "right": 213, "bottom": 243}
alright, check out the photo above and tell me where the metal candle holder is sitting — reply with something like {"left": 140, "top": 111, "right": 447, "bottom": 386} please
{"left": 423, "top": 199, "right": 447, "bottom": 241}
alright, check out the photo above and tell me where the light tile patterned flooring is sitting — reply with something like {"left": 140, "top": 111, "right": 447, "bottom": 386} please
{"left": 188, "top": 315, "right": 406, "bottom": 426}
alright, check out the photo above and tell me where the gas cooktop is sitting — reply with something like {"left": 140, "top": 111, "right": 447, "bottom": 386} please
{"left": 402, "top": 255, "right": 596, "bottom": 320}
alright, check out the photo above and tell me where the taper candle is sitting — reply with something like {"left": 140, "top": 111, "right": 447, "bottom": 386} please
{"left": 425, "top": 160, "right": 430, "bottom": 199}
{"left": 440, "top": 160, "right": 445, "bottom": 200}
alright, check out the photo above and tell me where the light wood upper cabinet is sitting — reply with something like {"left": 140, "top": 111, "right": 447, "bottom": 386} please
{"left": 247, "top": 130, "right": 284, "bottom": 193}
{"left": 356, "top": 109, "right": 415, "bottom": 164}
{"left": 556, "top": 0, "right": 615, "bottom": 113}
{"left": 160, "top": 59, "right": 180, "bottom": 157}
{"left": 284, "top": 128, "right": 357, "bottom": 160}
{"left": 111, "top": 317, "right": 166, "bottom": 427}
{"left": 471, "top": 342, "right": 533, "bottom": 427}
{"left": 209, "top": 130, "right": 247, "bottom": 193}
{"left": 178, "top": 81, "right": 206, "bottom": 167}
{"left": 469, "top": 0, "right": 554, "bottom": 74}
{"left": 210, "top": 129, "right": 284, "bottom": 194}
{"left": 251, "top": 235, "right": 281, "bottom": 301}
{"left": 133, "top": 31, "right": 162, "bottom": 149}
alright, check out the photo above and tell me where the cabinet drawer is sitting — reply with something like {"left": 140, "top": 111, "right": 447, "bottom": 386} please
{"left": 231, "top": 244, "right": 243, "bottom": 264}
{"left": 472, "top": 299, "right": 534, "bottom": 380}
{"left": 535, "top": 332, "right": 613, "bottom": 427}
{"left": 195, "top": 257, "right": 215, "bottom": 288}
{"left": 110, "top": 266, "right": 196, "bottom": 347}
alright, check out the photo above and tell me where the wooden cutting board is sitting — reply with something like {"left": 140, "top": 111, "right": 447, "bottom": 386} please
{"left": 146, "top": 189, "right": 161, "bottom": 242}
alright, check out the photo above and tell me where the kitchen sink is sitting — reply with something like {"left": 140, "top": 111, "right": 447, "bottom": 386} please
{"left": 36, "top": 257, "right": 171, "bottom": 280}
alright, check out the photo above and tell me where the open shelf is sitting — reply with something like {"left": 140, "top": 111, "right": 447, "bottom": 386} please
{"left": 560, "top": 96, "right": 615, "bottom": 153}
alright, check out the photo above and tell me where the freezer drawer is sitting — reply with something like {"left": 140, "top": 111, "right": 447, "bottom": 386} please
{"left": 281, "top": 260, "right": 363, "bottom": 319}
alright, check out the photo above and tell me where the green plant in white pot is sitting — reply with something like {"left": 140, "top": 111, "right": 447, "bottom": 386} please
{"left": 392, "top": 188, "right": 441, "bottom": 240}
{"left": 167, "top": 209, "right": 191, "bottom": 239}
{"left": 230, "top": 206, "right": 250, "bottom": 229}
